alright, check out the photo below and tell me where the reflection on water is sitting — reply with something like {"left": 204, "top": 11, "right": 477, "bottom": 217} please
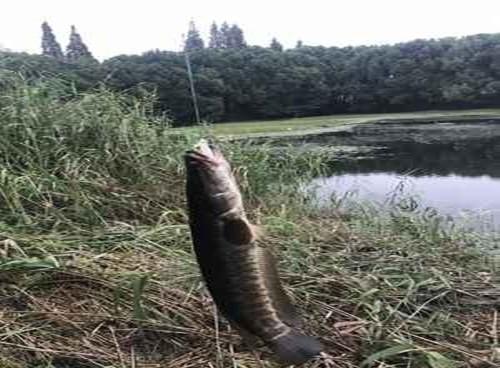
{"left": 311, "top": 173, "right": 500, "bottom": 231}
{"left": 308, "top": 122, "right": 500, "bottom": 231}
{"left": 331, "top": 139, "right": 500, "bottom": 178}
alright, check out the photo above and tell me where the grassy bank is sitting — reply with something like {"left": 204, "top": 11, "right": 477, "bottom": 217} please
{"left": 0, "top": 74, "right": 498, "bottom": 368}
{"left": 201, "top": 109, "right": 500, "bottom": 139}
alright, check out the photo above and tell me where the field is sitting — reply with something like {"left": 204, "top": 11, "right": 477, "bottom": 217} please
{"left": 207, "top": 109, "right": 500, "bottom": 138}
{"left": 0, "top": 75, "right": 498, "bottom": 368}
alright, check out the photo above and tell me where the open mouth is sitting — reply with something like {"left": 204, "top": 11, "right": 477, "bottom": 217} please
{"left": 185, "top": 139, "right": 221, "bottom": 168}
{"left": 185, "top": 150, "right": 219, "bottom": 168}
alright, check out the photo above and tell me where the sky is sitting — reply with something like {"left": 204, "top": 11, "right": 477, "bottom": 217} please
{"left": 2, "top": 0, "right": 500, "bottom": 60}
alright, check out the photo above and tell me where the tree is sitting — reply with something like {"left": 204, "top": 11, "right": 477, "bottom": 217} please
{"left": 219, "top": 22, "right": 230, "bottom": 48}
{"left": 11, "top": 28, "right": 500, "bottom": 124}
{"left": 184, "top": 21, "right": 204, "bottom": 51}
{"left": 270, "top": 38, "right": 283, "bottom": 52}
{"left": 0, "top": 51, "right": 104, "bottom": 89}
{"left": 227, "top": 24, "right": 246, "bottom": 49}
{"left": 41, "top": 21, "right": 64, "bottom": 59}
{"left": 218, "top": 22, "right": 246, "bottom": 49}
{"left": 66, "top": 25, "right": 95, "bottom": 62}
{"left": 208, "top": 22, "right": 222, "bottom": 48}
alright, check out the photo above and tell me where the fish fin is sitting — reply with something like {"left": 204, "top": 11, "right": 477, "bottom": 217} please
{"left": 268, "top": 330, "right": 322, "bottom": 366}
{"left": 256, "top": 246, "right": 303, "bottom": 328}
{"left": 222, "top": 217, "right": 257, "bottom": 245}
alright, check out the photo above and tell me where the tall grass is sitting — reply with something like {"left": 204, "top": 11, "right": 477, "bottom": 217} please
{"left": 0, "top": 72, "right": 327, "bottom": 229}
{"left": 0, "top": 72, "right": 183, "bottom": 228}
{"left": 0, "top": 73, "right": 498, "bottom": 368}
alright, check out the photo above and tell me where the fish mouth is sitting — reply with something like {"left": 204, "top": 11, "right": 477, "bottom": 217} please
{"left": 185, "top": 139, "right": 223, "bottom": 168}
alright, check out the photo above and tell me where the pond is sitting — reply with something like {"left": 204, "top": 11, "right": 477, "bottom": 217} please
{"left": 303, "top": 118, "right": 500, "bottom": 232}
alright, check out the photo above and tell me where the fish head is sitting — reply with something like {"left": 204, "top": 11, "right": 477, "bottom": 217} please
{"left": 185, "top": 139, "right": 243, "bottom": 217}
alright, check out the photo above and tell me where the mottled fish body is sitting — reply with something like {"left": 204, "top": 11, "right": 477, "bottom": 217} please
{"left": 184, "top": 139, "right": 322, "bottom": 365}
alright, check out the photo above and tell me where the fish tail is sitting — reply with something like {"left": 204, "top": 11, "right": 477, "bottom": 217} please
{"left": 268, "top": 330, "right": 322, "bottom": 366}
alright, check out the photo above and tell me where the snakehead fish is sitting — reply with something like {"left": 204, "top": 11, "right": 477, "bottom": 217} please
{"left": 184, "top": 139, "right": 322, "bottom": 365}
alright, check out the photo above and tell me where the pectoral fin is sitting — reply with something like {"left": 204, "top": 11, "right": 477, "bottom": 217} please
{"left": 222, "top": 217, "right": 257, "bottom": 245}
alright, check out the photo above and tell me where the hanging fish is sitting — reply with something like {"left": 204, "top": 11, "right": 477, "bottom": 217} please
{"left": 185, "top": 139, "right": 322, "bottom": 366}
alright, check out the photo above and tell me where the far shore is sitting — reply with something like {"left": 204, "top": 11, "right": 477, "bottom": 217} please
{"left": 175, "top": 108, "right": 500, "bottom": 140}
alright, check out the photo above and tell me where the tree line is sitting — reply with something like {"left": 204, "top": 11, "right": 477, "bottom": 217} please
{"left": 2, "top": 21, "right": 500, "bottom": 125}
{"left": 41, "top": 22, "right": 97, "bottom": 63}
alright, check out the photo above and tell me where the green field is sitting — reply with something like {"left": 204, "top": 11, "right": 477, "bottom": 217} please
{"left": 0, "top": 76, "right": 498, "bottom": 368}
{"left": 200, "top": 108, "right": 500, "bottom": 138}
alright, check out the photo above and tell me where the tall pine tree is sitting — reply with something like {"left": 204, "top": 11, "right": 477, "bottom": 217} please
{"left": 219, "top": 22, "right": 230, "bottom": 48}
{"left": 66, "top": 25, "right": 95, "bottom": 62}
{"left": 41, "top": 21, "right": 64, "bottom": 59}
{"left": 270, "top": 38, "right": 283, "bottom": 51}
{"left": 227, "top": 24, "right": 246, "bottom": 49}
{"left": 208, "top": 22, "right": 222, "bottom": 48}
{"left": 218, "top": 22, "right": 246, "bottom": 49}
{"left": 184, "top": 21, "right": 204, "bottom": 51}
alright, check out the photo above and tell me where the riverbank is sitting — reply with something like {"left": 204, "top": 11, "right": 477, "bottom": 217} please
{"left": 0, "top": 77, "right": 498, "bottom": 368}
{"left": 209, "top": 109, "right": 500, "bottom": 140}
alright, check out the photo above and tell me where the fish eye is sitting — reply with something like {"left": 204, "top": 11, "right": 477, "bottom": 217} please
{"left": 208, "top": 141, "right": 219, "bottom": 151}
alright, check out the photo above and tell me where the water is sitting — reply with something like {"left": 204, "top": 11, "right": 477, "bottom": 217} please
{"left": 305, "top": 120, "right": 500, "bottom": 231}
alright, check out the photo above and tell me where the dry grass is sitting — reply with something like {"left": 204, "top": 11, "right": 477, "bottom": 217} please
{"left": 0, "top": 224, "right": 353, "bottom": 368}
{"left": 1, "top": 214, "right": 498, "bottom": 368}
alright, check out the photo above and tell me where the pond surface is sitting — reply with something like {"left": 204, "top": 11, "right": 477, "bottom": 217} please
{"left": 304, "top": 119, "right": 500, "bottom": 231}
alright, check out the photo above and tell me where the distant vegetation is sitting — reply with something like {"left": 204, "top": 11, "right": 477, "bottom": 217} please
{"left": 2, "top": 22, "right": 500, "bottom": 126}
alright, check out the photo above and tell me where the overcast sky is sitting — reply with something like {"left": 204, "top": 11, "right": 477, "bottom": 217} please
{"left": 2, "top": 0, "right": 500, "bottom": 60}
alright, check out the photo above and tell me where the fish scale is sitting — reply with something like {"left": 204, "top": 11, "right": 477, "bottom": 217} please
{"left": 226, "top": 246, "right": 291, "bottom": 339}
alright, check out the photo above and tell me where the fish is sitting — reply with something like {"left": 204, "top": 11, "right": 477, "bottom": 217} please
{"left": 184, "top": 139, "right": 322, "bottom": 366}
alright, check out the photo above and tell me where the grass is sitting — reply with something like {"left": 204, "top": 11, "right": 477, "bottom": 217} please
{"left": 190, "top": 109, "right": 500, "bottom": 139}
{"left": 0, "top": 72, "right": 498, "bottom": 368}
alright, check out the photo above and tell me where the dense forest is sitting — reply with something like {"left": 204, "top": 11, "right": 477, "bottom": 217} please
{"left": 2, "top": 21, "right": 500, "bottom": 125}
